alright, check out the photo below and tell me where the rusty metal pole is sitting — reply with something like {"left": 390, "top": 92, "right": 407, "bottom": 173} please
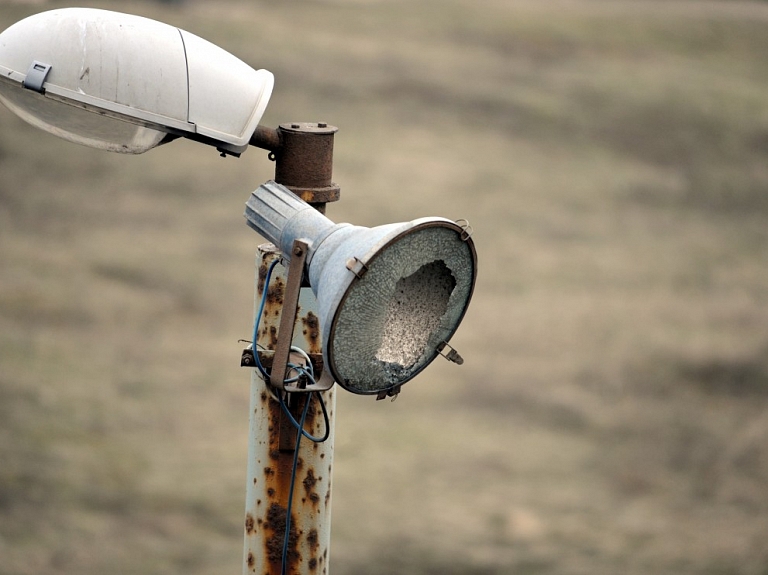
{"left": 243, "top": 123, "right": 340, "bottom": 575}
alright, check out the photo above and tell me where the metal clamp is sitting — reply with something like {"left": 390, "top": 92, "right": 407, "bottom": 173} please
{"left": 376, "top": 385, "right": 401, "bottom": 402}
{"left": 437, "top": 341, "right": 464, "bottom": 365}
{"left": 345, "top": 257, "right": 368, "bottom": 279}
{"left": 23, "top": 61, "right": 52, "bottom": 94}
{"left": 455, "top": 219, "right": 473, "bottom": 242}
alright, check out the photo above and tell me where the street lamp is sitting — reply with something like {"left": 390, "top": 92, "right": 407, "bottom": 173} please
{"left": 0, "top": 7, "right": 273, "bottom": 156}
{"left": 0, "top": 8, "right": 477, "bottom": 575}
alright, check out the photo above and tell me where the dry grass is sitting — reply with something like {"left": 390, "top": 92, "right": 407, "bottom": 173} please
{"left": 2, "top": 0, "right": 768, "bottom": 573}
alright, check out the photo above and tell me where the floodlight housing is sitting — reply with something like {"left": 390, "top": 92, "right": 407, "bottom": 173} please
{"left": 245, "top": 181, "right": 477, "bottom": 396}
{"left": 0, "top": 8, "right": 273, "bottom": 155}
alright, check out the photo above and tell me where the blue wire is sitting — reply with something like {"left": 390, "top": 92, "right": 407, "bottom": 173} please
{"left": 281, "top": 392, "right": 313, "bottom": 575}
{"left": 278, "top": 388, "right": 330, "bottom": 443}
{"left": 252, "top": 258, "right": 280, "bottom": 380}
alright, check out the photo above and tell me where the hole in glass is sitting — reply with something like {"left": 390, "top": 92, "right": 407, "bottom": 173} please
{"left": 375, "top": 260, "right": 456, "bottom": 376}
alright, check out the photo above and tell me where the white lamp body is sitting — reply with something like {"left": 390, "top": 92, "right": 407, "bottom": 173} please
{"left": 0, "top": 8, "right": 273, "bottom": 154}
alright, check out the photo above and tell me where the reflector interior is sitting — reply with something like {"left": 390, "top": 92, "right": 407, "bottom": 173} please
{"left": 328, "top": 223, "right": 475, "bottom": 394}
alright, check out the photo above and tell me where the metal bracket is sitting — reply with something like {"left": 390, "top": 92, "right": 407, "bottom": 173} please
{"left": 269, "top": 239, "right": 334, "bottom": 393}
{"left": 376, "top": 385, "right": 401, "bottom": 401}
{"left": 241, "top": 347, "right": 325, "bottom": 374}
{"left": 23, "top": 61, "right": 52, "bottom": 94}
{"left": 437, "top": 341, "right": 464, "bottom": 365}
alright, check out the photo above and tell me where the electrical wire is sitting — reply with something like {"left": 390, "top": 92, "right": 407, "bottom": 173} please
{"left": 252, "top": 257, "right": 280, "bottom": 381}
{"left": 281, "top": 391, "right": 313, "bottom": 575}
{"left": 278, "top": 387, "right": 330, "bottom": 443}
{"left": 277, "top": 388, "right": 330, "bottom": 574}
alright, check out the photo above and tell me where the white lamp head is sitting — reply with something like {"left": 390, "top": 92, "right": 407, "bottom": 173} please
{"left": 0, "top": 8, "right": 273, "bottom": 155}
{"left": 245, "top": 181, "right": 477, "bottom": 396}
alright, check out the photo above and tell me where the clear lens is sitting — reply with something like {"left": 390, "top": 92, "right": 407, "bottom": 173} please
{"left": 0, "top": 81, "right": 166, "bottom": 154}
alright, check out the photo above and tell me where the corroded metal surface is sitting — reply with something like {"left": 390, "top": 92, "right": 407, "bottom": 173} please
{"left": 248, "top": 122, "right": 340, "bottom": 210}
{"left": 244, "top": 245, "right": 335, "bottom": 575}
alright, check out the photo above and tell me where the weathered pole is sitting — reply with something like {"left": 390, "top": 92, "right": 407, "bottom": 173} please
{"left": 243, "top": 124, "right": 340, "bottom": 575}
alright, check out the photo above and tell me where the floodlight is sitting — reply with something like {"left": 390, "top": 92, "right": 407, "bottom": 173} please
{"left": 245, "top": 181, "right": 477, "bottom": 397}
{"left": 0, "top": 8, "right": 273, "bottom": 156}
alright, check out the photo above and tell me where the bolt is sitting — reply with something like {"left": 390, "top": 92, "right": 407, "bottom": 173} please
{"left": 294, "top": 246, "right": 304, "bottom": 257}
{"left": 291, "top": 123, "right": 301, "bottom": 129}
{"left": 317, "top": 122, "right": 327, "bottom": 128}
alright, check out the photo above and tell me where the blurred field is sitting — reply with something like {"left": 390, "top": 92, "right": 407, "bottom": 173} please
{"left": 2, "top": 0, "right": 768, "bottom": 573}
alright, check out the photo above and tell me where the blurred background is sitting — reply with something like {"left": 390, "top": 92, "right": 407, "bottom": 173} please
{"left": 2, "top": 0, "right": 768, "bottom": 573}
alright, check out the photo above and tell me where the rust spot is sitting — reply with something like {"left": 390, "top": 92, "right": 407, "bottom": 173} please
{"left": 261, "top": 391, "right": 268, "bottom": 401}
{"left": 257, "top": 499, "right": 262, "bottom": 506}
{"left": 309, "top": 557, "right": 318, "bottom": 570}
{"left": 257, "top": 261, "right": 269, "bottom": 294}
{"left": 303, "top": 468, "right": 321, "bottom": 506}
{"left": 265, "top": 502, "right": 300, "bottom": 566}
{"left": 267, "top": 488, "right": 276, "bottom": 497}
{"left": 253, "top": 478, "right": 258, "bottom": 485}
{"left": 301, "top": 312, "right": 322, "bottom": 354}
{"left": 245, "top": 514, "right": 256, "bottom": 534}
{"left": 270, "top": 449, "right": 280, "bottom": 460}
{"left": 307, "top": 529, "right": 319, "bottom": 551}
{"left": 324, "top": 488, "right": 331, "bottom": 507}
{"left": 303, "top": 468, "right": 318, "bottom": 491}
{"left": 264, "top": 467, "right": 275, "bottom": 476}
{"left": 267, "top": 277, "right": 285, "bottom": 306}
{"left": 320, "top": 453, "right": 325, "bottom": 459}
{"left": 247, "top": 552, "right": 255, "bottom": 568}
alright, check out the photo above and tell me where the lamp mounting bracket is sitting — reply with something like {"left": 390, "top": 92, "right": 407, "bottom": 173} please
{"left": 269, "top": 239, "right": 334, "bottom": 393}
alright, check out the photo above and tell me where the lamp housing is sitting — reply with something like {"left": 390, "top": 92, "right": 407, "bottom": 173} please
{"left": 0, "top": 8, "right": 273, "bottom": 155}
{"left": 245, "top": 181, "right": 477, "bottom": 397}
